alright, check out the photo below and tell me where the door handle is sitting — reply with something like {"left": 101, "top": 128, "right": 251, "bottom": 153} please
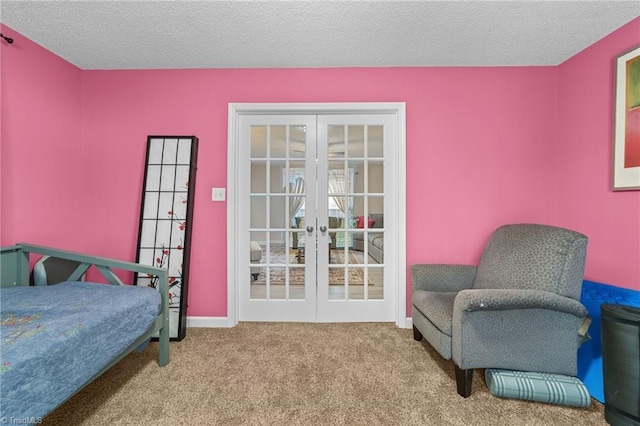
{"left": 319, "top": 225, "right": 327, "bottom": 234}
{"left": 306, "top": 225, "right": 314, "bottom": 234}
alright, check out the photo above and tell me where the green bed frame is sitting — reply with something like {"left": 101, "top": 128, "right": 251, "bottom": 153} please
{"left": 0, "top": 243, "right": 170, "bottom": 408}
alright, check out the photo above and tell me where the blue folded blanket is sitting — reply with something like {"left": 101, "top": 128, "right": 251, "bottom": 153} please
{"left": 485, "top": 368, "right": 591, "bottom": 407}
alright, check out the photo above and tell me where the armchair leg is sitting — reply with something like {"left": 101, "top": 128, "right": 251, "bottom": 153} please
{"left": 455, "top": 365, "right": 473, "bottom": 398}
{"left": 412, "top": 325, "right": 423, "bottom": 341}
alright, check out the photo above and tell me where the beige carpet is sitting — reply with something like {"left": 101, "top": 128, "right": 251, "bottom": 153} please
{"left": 43, "top": 323, "right": 606, "bottom": 426}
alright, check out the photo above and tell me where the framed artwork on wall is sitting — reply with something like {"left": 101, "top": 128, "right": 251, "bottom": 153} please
{"left": 613, "top": 44, "right": 640, "bottom": 191}
{"left": 135, "top": 136, "right": 198, "bottom": 341}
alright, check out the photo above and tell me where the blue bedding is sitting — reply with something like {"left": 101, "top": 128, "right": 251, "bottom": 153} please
{"left": 0, "top": 282, "right": 161, "bottom": 419}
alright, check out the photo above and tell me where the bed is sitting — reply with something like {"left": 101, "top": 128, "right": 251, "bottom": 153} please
{"left": 0, "top": 243, "right": 170, "bottom": 419}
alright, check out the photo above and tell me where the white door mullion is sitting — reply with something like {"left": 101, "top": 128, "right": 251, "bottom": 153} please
{"left": 265, "top": 125, "right": 272, "bottom": 301}
{"left": 316, "top": 117, "right": 330, "bottom": 315}
{"left": 305, "top": 118, "right": 318, "bottom": 314}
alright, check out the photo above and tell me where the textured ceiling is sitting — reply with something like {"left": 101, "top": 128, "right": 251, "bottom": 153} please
{"left": 1, "top": 1, "right": 639, "bottom": 70}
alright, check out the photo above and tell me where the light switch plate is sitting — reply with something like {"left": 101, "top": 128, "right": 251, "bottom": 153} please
{"left": 212, "top": 188, "right": 226, "bottom": 201}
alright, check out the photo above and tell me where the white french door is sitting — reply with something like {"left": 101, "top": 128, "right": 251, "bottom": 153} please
{"left": 241, "top": 114, "right": 319, "bottom": 322}
{"left": 316, "top": 115, "right": 395, "bottom": 322}
{"left": 230, "top": 104, "right": 405, "bottom": 324}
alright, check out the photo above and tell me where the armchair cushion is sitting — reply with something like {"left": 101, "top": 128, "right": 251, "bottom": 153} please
{"left": 474, "top": 224, "right": 587, "bottom": 300}
{"left": 412, "top": 291, "right": 457, "bottom": 336}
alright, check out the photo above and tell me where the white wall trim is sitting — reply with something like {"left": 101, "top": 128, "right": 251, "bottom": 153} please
{"left": 227, "top": 104, "right": 241, "bottom": 327}
{"left": 186, "top": 316, "right": 412, "bottom": 329}
{"left": 392, "top": 103, "right": 407, "bottom": 329}
{"left": 403, "top": 317, "right": 413, "bottom": 329}
{"left": 227, "top": 102, "right": 407, "bottom": 328}
{"left": 187, "top": 316, "right": 233, "bottom": 328}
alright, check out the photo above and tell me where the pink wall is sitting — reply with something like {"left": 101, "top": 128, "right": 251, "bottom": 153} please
{"left": 0, "top": 25, "right": 84, "bottom": 250}
{"left": 2, "top": 18, "right": 637, "bottom": 320}
{"left": 557, "top": 17, "right": 640, "bottom": 290}
{"left": 80, "top": 67, "right": 558, "bottom": 316}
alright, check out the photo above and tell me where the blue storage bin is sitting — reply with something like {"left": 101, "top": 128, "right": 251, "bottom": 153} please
{"left": 578, "top": 281, "right": 640, "bottom": 403}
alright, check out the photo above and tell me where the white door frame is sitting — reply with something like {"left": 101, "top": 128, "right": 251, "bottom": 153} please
{"left": 227, "top": 103, "right": 407, "bottom": 328}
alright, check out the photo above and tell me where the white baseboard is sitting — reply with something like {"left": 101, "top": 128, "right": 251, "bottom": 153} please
{"left": 187, "top": 316, "right": 413, "bottom": 329}
{"left": 403, "top": 317, "right": 413, "bottom": 329}
{"left": 186, "top": 316, "right": 233, "bottom": 328}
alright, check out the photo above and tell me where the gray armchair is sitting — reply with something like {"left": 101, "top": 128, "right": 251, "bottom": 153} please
{"left": 411, "top": 224, "right": 590, "bottom": 397}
